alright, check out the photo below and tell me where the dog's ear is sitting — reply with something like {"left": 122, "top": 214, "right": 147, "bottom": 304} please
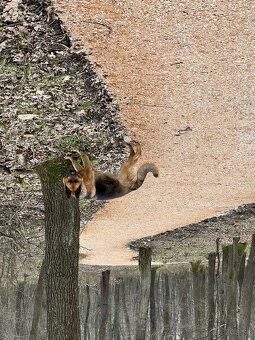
{"left": 74, "top": 185, "right": 82, "bottom": 198}
{"left": 63, "top": 177, "right": 72, "bottom": 198}
{"left": 65, "top": 186, "right": 72, "bottom": 198}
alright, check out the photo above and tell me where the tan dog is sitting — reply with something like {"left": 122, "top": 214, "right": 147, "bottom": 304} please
{"left": 62, "top": 170, "right": 83, "bottom": 198}
{"left": 63, "top": 141, "right": 159, "bottom": 200}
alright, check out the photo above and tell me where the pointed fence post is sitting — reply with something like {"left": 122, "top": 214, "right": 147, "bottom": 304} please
{"left": 191, "top": 261, "right": 206, "bottom": 339}
{"left": 207, "top": 252, "right": 216, "bottom": 340}
{"left": 136, "top": 247, "right": 152, "bottom": 340}
{"left": 239, "top": 234, "right": 255, "bottom": 339}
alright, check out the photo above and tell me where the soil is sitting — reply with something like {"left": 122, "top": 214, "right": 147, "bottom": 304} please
{"left": 54, "top": 0, "right": 255, "bottom": 265}
{"left": 130, "top": 203, "right": 255, "bottom": 263}
{"left": 1, "top": 0, "right": 254, "bottom": 267}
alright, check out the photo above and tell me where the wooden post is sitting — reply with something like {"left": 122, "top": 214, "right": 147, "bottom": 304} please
{"left": 150, "top": 268, "right": 157, "bottom": 340}
{"left": 191, "top": 261, "right": 206, "bottom": 339}
{"left": 99, "top": 270, "right": 110, "bottom": 340}
{"left": 207, "top": 252, "right": 216, "bottom": 340}
{"left": 239, "top": 234, "right": 255, "bottom": 339}
{"left": 136, "top": 247, "right": 152, "bottom": 340}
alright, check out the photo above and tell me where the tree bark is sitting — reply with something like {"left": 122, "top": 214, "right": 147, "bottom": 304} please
{"left": 37, "top": 158, "right": 81, "bottom": 340}
{"left": 239, "top": 234, "right": 255, "bottom": 340}
{"left": 29, "top": 259, "right": 45, "bottom": 340}
{"left": 136, "top": 247, "right": 152, "bottom": 340}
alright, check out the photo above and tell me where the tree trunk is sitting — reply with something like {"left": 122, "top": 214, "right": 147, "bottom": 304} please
{"left": 239, "top": 234, "right": 255, "bottom": 339}
{"left": 37, "top": 158, "right": 81, "bottom": 340}
{"left": 29, "top": 259, "right": 45, "bottom": 340}
{"left": 136, "top": 247, "right": 152, "bottom": 340}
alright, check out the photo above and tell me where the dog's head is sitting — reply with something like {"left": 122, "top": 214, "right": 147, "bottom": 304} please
{"left": 63, "top": 170, "right": 83, "bottom": 198}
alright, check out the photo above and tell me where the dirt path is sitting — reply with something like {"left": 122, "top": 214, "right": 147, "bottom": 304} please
{"left": 54, "top": 0, "right": 255, "bottom": 265}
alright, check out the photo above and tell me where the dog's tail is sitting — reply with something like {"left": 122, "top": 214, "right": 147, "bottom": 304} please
{"left": 136, "top": 163, "right": 159, "bottom": 188}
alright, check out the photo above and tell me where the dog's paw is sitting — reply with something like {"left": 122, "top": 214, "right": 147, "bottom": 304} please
{"left": 64, "top": 156, "right": 72, "bottom": 160}
{"left": 130, "top": 140, "right": 139, "bottom": 146}
{"left": 70, "top": 148, "right": 81, "bottom": 154}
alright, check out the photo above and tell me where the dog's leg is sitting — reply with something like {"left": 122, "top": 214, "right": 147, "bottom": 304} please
{"left": 129, "top": 141, "right": 141, "bottom": 161}
{"left": 72, "top": 150, "right": 96, "bottom": 199}
{"left": 64, "top": 156, "right": 83, "bottom": 172}
{"left": 73, "top": 150, "right": 94, "bottom": 172}
{"left": 117, "top": 141, "right": 142, "bottom": 188}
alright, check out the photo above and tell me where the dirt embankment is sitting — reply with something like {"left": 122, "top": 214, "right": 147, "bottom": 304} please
{"left": 54, "top": 0, "right": 255, "bottom": 265}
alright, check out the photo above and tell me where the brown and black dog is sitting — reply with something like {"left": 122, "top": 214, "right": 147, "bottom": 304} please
{"left": 63, "top": 141, "right": 159, "bottom": 200}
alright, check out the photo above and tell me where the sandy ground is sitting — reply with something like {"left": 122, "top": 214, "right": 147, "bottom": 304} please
{"left": 54, "top": 0, "right": 255, "bottom": 265}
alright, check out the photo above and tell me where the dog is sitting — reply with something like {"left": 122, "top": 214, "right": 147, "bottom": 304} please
{"left": 62, "top": 169, "right": 83, "bottom": 199}
{"left": 63, "top": 141, "right": 159, "bottom": 200}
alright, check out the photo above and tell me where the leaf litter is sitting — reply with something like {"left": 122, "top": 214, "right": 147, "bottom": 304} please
{"left": 0, "top": 0, "right": 128, "bottom": 260}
